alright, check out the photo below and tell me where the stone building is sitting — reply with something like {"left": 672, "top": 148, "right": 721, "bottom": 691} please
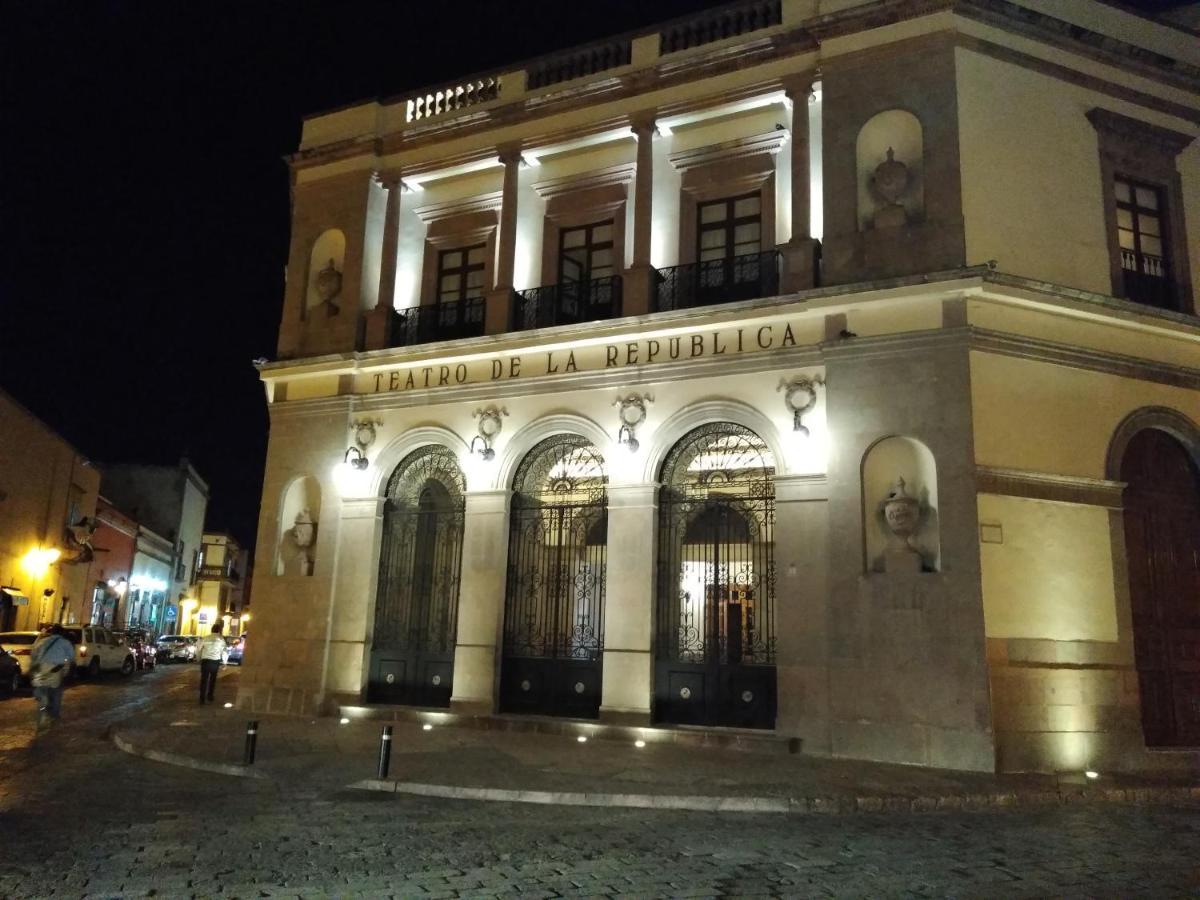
{"left": 192, "top": 532, "right": 249, "bottom": 637}
{"left": 239, "top": 0, "right": 1200, "bottom": 774}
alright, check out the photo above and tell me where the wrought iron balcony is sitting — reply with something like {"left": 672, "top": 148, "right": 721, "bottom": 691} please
{"left": 513, "top": 276, "right": 623, "bottom": 331}
{"left": 390, "top": 298, "right": 486, "bottom": 346}
{"left": 1121, "top": 250, "right": 1176, "bottom": 311}
{"left": 654, "top": 251, "right": 781, "bottom": 313}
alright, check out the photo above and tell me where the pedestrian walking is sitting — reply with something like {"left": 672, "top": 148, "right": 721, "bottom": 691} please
{"left": 196, "top": 622, "right": 226, "bottom": 704}
{"left": 30, "top": 624, "right": 74, "bottom": 732}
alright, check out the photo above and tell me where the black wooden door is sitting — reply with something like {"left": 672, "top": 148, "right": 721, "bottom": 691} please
{"left": 1122, "top": 428, "right": 1200, "bottom": 747}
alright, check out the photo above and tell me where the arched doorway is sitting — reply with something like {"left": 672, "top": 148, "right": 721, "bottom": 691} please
{"left": 369, "top": 446, "right": 466, "bottom": 707}
{"left": 655, "top": 423, "right": 777, "bottom": 729}
{"left": 1121, "top": 428, "right": 1200, "bottom": 747}
{"left": 501, "top": 435, "right": 608, "bottom": 718}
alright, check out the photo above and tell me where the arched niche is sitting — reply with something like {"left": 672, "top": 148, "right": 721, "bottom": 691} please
{"left": 856, "top": 110, "right": 924, "bottom": 231}
{"left": 861, "top": 435, "right": 940, "bottom": 573}
{"left": 277, "top": 475, "right": 322, "bottom": 576}
{"left": 304, "top": 229, "right": 346, "bottom": 319}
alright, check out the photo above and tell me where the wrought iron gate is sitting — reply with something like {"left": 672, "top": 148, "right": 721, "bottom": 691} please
{"left": 655, "top": 423, "right": 777, "bottom": 729}
{"left": 501, "top": 435, "right": 608, "bottom": 718}
{"left": 369, "top": 446, "right": 465, "bottom": 707}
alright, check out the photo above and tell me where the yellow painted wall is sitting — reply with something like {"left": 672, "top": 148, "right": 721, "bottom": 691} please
{"left": 978, "top": 494, "right": 1117, "bottom": 641}
{"left": 970, "top": 351, "right": 1200, "bottom": 479}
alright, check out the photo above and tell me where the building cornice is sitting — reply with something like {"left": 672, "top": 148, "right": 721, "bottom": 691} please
{"left": 976, "top": 466, "right": 1125, "bottom": 509}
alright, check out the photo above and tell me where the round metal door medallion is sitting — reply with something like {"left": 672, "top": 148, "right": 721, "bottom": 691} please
{"left": 574, "top": 682, "right": 585, "bottom": 694}
{"left": 385, "top": 673, "right": 395, "bottom": 684}
{"left": 679, "top": 686, "right": 692, "bottom": 700}
{"left": 520, "top": 679, "right": 532, "bottom": 692}
{"left": 741, "top": 690, "right": 754, "bottom": 703}
{"left": 431, "top": 674, "right": 442, "bottom": 686}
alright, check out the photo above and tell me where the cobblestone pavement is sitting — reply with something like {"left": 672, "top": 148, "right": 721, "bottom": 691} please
{"left": 1, "top": 667, "right": 1199, "bottom": 898}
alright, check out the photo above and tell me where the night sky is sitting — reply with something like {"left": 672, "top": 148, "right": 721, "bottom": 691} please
{"left": 0, "top": 0, "right": 729, "bottom": 546}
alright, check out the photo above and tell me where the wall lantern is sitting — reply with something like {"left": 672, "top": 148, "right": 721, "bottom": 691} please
{"left": 342, "top": 446, "right": 368, "bottom": 471}
{"left": 614, "top": 392, "right": 652, "bottom": 453}
{"left": 778, "top": 375, "right": 823, "bottom": 435}
{"left": 471, "top": 405, "right": 507, "bottom": 461}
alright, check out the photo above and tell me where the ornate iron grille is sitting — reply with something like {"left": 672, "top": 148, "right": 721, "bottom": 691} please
{"left": 390, "top": 298, "right": 485, "bottom": 347}
{"left": 655, "top": 423, "right": 777, "bottom": 728}
{"left": 654, "top": 251, "right": 781, "bottom": 312}
{"left": 370, "top": 446, "right": 466, "bottom": 706}
{"left": 512, "top": 276, "right": 622, "bottom": 331}
{"left": 501, "top": 435, "right": 608, "bottom": 717}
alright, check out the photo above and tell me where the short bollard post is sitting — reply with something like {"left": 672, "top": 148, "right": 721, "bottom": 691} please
{"left": 377, "top": 724, "right": 393, "bottom": 779}
{"left": 243, "top": 720, "right": 259, "bottom": 766}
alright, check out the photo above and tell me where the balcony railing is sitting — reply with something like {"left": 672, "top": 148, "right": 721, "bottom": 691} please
{"left": 390, "top": 298, "right": 486, "bottom": 346}
{"left": 654, "top": 251, "right": 781, "bottom": 312}
{"left": 513, "top": 276, "right": 623, "bottom": 331}
{"left": 406, "top": 77, "right": 500, "bottom": 123}
{"left": 1121, "top": 249, "right": 1176, "bottom": 311}
{"left": 527, "top": 39, "right": 632, "bottom": 90}
{"left": 660, "top": 0, "right": 782, "bottom": 54}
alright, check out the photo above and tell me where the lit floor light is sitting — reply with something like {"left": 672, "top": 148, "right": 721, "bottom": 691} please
{"left": 577, "top": 735, "right": 588, "bottom": 743}
{"left": 1085, "top": 770, "right": 1100, "bottom": 780}
{"left": 634, "top": 739, "right": 646, "bottom": 748}
{"left": 422, "top": 723, "right": 433, "bottom": 731}
{"left": 339, "top": 717, "right": 350, "bottom": 725}
{"left": 223, "top": 702, "right": 233, "bottom": 709}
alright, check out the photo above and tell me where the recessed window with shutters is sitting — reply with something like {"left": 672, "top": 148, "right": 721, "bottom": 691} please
{"left": 696, "top": 193, "right": 770, "bottom": 303}
{"left": 437, "top": 245, "right": 487, "bottom": 304}
{"left": 1115, "top": 178, "right": 1174, "bottom": 310}
{"left": 556, "top": 221, "right": 618, "bottom": 321}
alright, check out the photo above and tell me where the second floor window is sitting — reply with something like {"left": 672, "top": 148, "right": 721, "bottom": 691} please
{"left": 1115, "top": 176, "right": 1173, "bottom": 309}
{"left": 698, "top": 193, "right": 761, "bottom": 264}
{"left": 437, "top": 245, "right": 487, "bottom": 304}
{"left": 559, "top": 222, "right": 614, "bottom": 287}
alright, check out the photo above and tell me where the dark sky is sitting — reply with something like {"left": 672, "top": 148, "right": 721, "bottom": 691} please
{"left": 0, "top": 0, "right": 729, "bottom": 546}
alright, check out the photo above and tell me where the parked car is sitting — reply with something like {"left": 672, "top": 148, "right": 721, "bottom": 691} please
{"left": 115, "top": 631, "right": 157, "bottom": 670}
{"left": 1, "top": 647, "right": 21, "bottom": 694}
{"left": 60, "top": 625, "right": 136, "bottom": 677}
{"left": 0, "top": 631, "right": 40, "bottom": 682}
{"left": 155, "top": 634, "right": 197, "bottom": 663}
{"left": 225, "top": 635, "right": 245, "bottom": 666}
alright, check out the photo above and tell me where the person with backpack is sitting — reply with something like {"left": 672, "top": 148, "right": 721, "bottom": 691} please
{"left": 195, "top": 622, "right": 227, "bottom": 704}
{"left": 30, "top": 624, "right": 74, "bottom": 732}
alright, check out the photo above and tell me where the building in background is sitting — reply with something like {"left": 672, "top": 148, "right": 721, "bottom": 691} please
{"left": 242, "top": 0, "right": 1200, "bottom": 776}
{"left": 124, "top": 524, "right": 175, "bottom": 636}
{"left": 101, "top": 459, "right": 209, "bottom": 632}
{"left": 81, "top": 496, "right": 137, "bottom": 627}
{"left": 0, "top": 389, "right": 101, "bottom": 631}
{"left": 190, "top": 532, "right": 249, "bottom": 637}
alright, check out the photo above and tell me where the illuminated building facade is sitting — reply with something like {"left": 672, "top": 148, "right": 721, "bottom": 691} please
{"left": 241, "top": 0, "right": 1200, "bottom": 774}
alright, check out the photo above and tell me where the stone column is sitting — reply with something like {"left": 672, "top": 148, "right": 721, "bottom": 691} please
{"left": 364, "top": 171, "right": 402, "bottom": 350}
{"left": 599, "top": 482, "right": 658, "bottom": 725}
{"left": 623, "top": 113, "right": 658, "bottom": 317}
{"left": 485, "top": 146, "right": 522, "bottom": 334}
{"left": 450, "top": 489, "right": 511, "bottom": 714}
{"left": 780, "top": 74, "right": 820, "bottom": 293}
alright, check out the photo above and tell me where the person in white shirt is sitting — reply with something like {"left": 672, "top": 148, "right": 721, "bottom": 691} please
{"left": 196, "top": 623, "right": 227, "bottom": 704}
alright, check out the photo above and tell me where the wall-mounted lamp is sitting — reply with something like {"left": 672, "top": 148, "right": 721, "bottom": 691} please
{"left": 343, "top": 446, "right": 368, "bottom": 471}
{"left": 471, "top": 406, "right": 507, "bottom": 461}
{"left": 778, "top": 375, "right": 824, "bottom": 435}
{"left": 615, "top": 393, "right": 652, "bottom": 453}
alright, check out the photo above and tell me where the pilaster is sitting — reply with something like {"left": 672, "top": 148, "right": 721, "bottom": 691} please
{"left": 780, "top": 73, "right": 819, "bottom": 293}
{"left": 364, "top": 171, "right": 403, "bottom": 350}
{"left": 599, "top": 482, "right": 658, "bottom": 724}
{"left": 624, "top": 113, "right": 657, "bottom": 318}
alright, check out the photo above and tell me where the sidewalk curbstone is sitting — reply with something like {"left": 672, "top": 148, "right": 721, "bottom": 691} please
{"left": 111, "top": 730, "right": 268, "bottom": 779}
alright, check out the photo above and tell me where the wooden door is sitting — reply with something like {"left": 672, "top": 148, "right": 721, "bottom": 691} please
{"left": 1121, "top": 428, "right": 1200, "bottom": 747}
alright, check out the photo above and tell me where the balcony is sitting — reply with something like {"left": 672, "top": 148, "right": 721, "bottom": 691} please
{"left": 390, "top": 298, "right": 486, "bottom": 346}
{"left": 1121, "top": 250, "right": 1176, "bottom": 311}
{"left": 513, "top": 276, "right": 623, "bottom": 331}
{"left": 654, "top": 251, "right": 781, "bottom": 313}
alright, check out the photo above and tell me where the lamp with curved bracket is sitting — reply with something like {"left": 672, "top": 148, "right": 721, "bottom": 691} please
{"left": 777, "top": 376, "right": 824, "bottom": 436}
{"left": 614, "top": 392, "right": 652, "bottom": 453}
{"left": 471, "top": 405, "right": 508, "bottom": 462}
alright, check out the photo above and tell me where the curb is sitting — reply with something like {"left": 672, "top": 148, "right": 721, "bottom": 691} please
{"left": 110, "top": 731, "right": 268, "bottom": 780}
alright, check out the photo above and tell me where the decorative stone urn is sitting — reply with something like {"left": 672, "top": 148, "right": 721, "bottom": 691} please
{"left": 314, "top": 258, "right": 342, "bottom": 316}
{"left": 871, "top": 147, "right": 910, "bottom": 230}
{"left": 879, "top": 477, "right": 923, "bottom": 574}
{"left": 280, "top": 508, "right": 317, "bottom": 576}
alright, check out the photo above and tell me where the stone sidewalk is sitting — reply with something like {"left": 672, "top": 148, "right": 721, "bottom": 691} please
{"left": 110, "top": 680, "right": 1200, "bottom": 815}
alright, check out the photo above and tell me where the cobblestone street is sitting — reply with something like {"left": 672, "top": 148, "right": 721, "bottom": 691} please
{"left": 1, "top": 666, "right": 1198, "bottom": 898}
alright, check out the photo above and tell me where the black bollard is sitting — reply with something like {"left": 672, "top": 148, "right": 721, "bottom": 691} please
{"left": 377, "top": 724, "right": 393, "bottom": 779}
{"left": 243, "top": 720, "right": 259, "bottom": 765}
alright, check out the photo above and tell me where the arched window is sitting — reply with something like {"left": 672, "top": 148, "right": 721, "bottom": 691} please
{"left": 369, "top": 446, "right": 466, "bottom": 707}
{"left": 501, "top": 435, "right": 608, "bottom": 719}
{"left": 655, "top": 423, "right": 776, "bottom": 729}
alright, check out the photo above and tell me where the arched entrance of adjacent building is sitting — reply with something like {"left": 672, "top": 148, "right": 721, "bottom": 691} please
{"left": 500, "top": 435, "right": 608, "bottom": 719}
{"left": 1121, "top": 427, "right": 1200, "bottom": 747}
{"left": 368, "top": 446, "right": 466, "bottom": 707}
{"left": 655, "top": 423, "right": 777, "bottom": 729}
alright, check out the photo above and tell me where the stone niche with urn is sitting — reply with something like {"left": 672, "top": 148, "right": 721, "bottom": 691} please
{"left": 276, "top": 475, "right": 322, "bottom": 577}
{"left": 861, "top": 436, "right": 941, "bottom": 574}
